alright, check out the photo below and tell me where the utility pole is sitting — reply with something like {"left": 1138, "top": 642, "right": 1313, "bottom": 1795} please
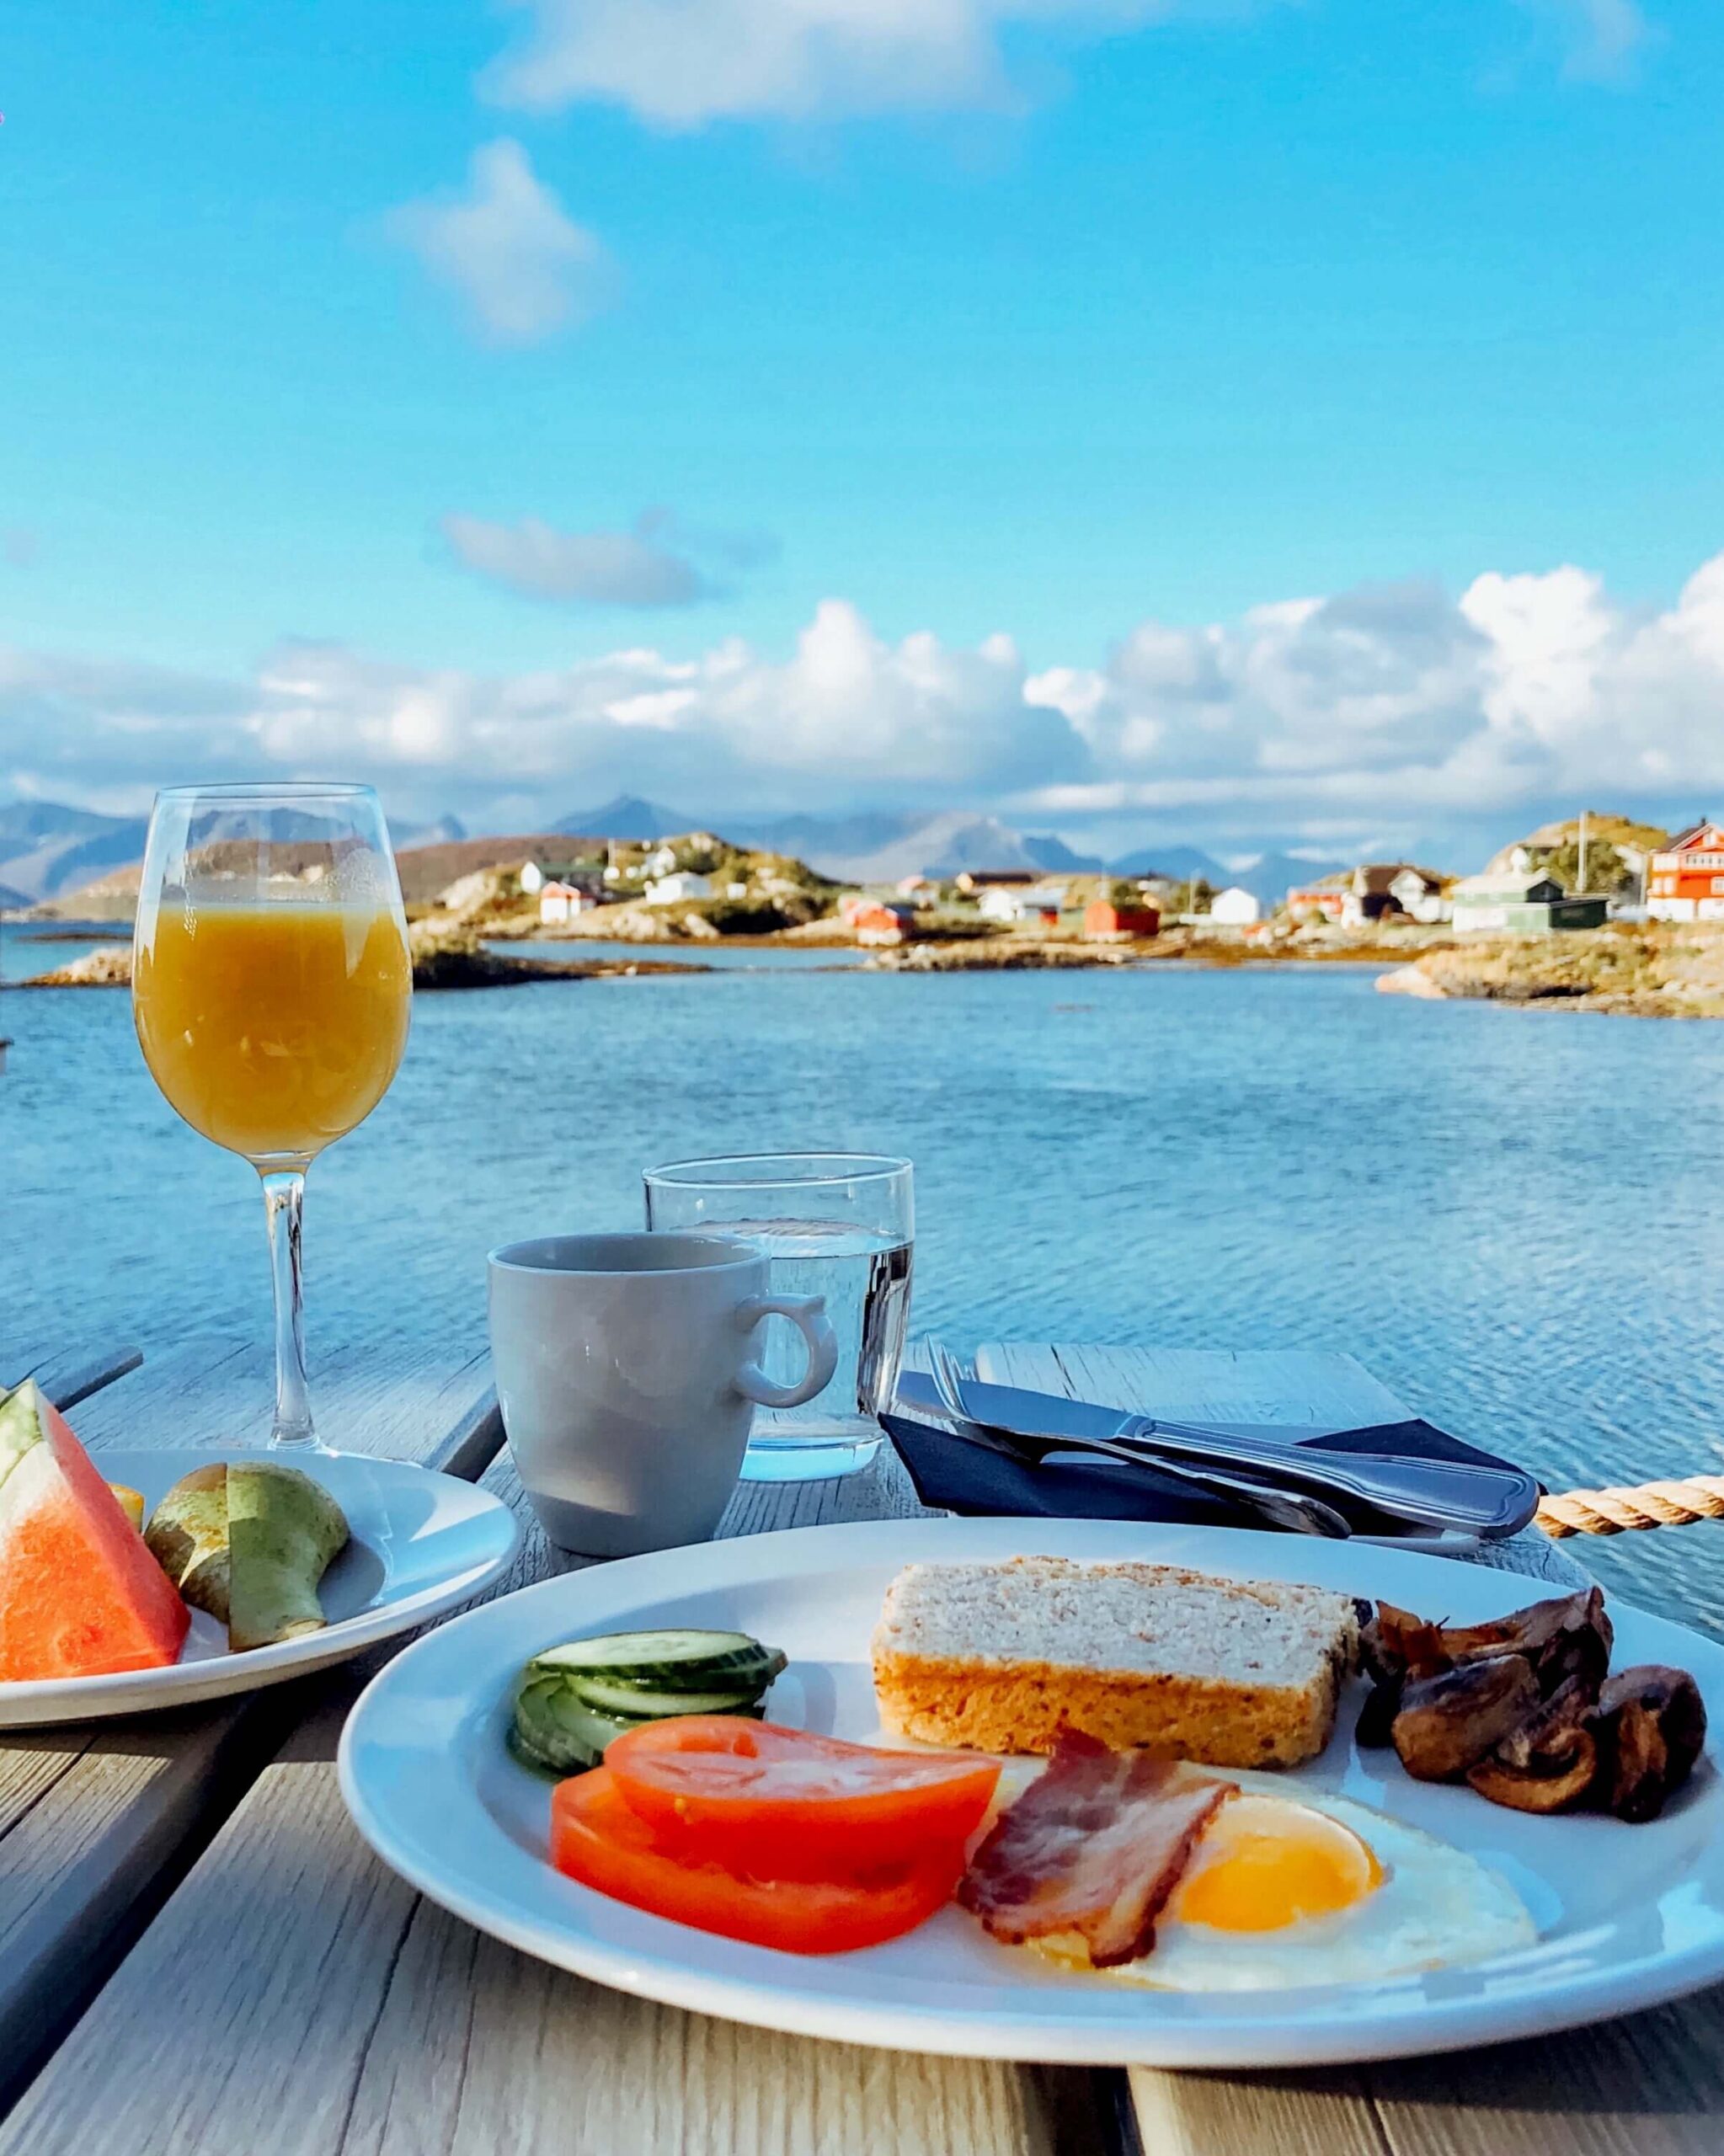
{"left": 1577, "top": 808, "right": 1588, "bottom": 895}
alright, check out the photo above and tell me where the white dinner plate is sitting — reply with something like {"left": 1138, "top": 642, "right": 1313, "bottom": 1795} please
{"left": 339, "top": 1515, "right": 1724, "bottom": 2068}
{"left": 1, "top": 1449, "right": 518, "bottom": 1726}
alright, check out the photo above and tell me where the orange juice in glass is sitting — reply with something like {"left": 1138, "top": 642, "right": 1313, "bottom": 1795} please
{"left": 133, "top": 784, "right": 412, "bottom": 1449}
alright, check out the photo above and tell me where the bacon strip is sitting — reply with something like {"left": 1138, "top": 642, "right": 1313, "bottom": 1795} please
{"left": 957, "top": 1731, "right": 1235, "bottom": 1968}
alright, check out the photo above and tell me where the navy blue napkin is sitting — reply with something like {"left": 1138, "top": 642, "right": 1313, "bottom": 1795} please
{"left": 879, "top": 1410, "right": 1535, "bottom": 1537}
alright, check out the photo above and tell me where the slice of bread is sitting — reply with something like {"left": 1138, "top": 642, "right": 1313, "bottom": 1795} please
{"left": 871, "top": 1556, "right": 1358, "bottom": 1768}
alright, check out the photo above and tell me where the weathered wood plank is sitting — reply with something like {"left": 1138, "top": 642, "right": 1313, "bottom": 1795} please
{"left": 0, "top": 1335, "right": 502, "bottom": 2118}
{"left": 6, "top": 1343, "right": 146, "bottom": 1414}
{"left": 983, "top": 1340, "right": 1412, "bottom": 1428}
{"left": 1125, "top": 2068, "right": 1385, "bottom": 2156}
{"left": 0, "top": 1446, "right": 1118, "bottom": 2156}
{"left": 1365, "top": 1995, "right": 1724, "bottom": 2156}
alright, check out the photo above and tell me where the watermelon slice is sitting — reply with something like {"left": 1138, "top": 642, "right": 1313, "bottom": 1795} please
{"left": 0, "top": 1381, "right": 190, "bottom": 1681}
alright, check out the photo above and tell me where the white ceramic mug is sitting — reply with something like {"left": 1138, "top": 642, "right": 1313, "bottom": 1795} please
{"left": 487, "top": 1232, "right": 839, "bottom": 1556}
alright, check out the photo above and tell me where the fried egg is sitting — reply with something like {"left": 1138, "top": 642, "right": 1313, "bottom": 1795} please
{"left": 1106, "top": 1771, "right": 1536, "bottom": 1992}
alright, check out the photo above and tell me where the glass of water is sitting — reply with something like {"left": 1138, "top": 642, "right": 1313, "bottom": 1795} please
{"left": 643, "top": 1152, "right": 914, "bottom": 1482}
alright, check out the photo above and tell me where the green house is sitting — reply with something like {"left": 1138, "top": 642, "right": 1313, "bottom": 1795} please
{"left": 1449, "top": 872, "right": 1609, "bottom": 936}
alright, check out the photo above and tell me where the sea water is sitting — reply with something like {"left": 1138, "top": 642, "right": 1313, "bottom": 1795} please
{"left": 13, "top": 962, "right": 1724, "bottom": 1626}
{"left": 718, "top": 1219, "right": 915, "bottom": 1479}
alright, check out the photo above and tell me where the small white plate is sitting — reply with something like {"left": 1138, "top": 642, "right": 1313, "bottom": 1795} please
{"left": 0, "top": 1449, "right": 518, "bottom": 1726}
{"left": 340, "top": 1515, "right": 1724, "bottom": 2068}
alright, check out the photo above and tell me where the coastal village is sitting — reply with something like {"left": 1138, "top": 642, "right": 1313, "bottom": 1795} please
{"left": 11, "top": 810, "right": 1724, "bottom": 1017}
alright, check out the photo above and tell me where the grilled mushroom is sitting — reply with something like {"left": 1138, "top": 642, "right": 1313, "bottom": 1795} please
{"left": 1595, "top": 1665, "right": 1708, "bottom": 1823}
{"left": 1466, "top": 1676, "right": 1600, "bottom": 1814}
{"left": 1371, "top": 1590, "right": 1612, "bottom": 1694}
{"left": 1371, "top": 1602, "right": 1451, "bottom": 1682}
{"left": 1441, "top": 1589, "right": 1614, "bottom": 1700}
{"left": 1355, "top": 1675, "right": 1404, "bottom": 1748}
{"left": 1391, "top": 1653, "right": 1541, "bottom": 1782}
{"left": 1355, "top": 1604, "right": 1406, "bottom": 1742}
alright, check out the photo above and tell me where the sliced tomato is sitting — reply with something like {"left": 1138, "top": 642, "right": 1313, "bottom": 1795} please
{"left": 604, "top": 1716, "right": 1001, "bottom": 1876}
{"left": 549, "top": 1767, "right": 963, "bottom": 1954}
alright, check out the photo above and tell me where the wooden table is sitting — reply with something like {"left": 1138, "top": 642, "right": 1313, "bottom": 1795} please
{"left": 5, "top": 1338, "right": 1724, "bottom": 2154}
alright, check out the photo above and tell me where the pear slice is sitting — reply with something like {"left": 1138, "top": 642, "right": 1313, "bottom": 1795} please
{"left": 144, "top": 1462, "right": 232, "bottom": 1624}
{"left": 226, "top": 1462, "right": 350, "bottom": 1652}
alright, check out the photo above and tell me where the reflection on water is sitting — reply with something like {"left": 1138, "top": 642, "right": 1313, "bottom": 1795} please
{"left": 484, "top": 937, "right": 867, "bottom": 973}
{"left": 1, "top": 923, "right": 125, "bottom": 985}
{"left": 6, "top": 961, "right": 1724, "bottom": 1630}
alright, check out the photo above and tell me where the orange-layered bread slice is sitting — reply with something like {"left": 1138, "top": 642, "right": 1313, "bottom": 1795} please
{"left": 872, "top": 1556, "right": 1358, "bottom": 1768}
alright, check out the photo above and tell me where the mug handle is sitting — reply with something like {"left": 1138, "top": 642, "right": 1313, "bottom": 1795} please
{"left": 734, "top": 1294, "right": 840, "bottom": 1411}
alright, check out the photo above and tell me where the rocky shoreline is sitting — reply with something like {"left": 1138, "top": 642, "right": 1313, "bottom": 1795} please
{"left": 25, "top": 917, "right": 1721, "bottom": 1016}
{"left": 862, "top": 938, "right": 1139, "bottom": 972}
{"left": 1375, "top": 926, "right": 1724, "bottom": 1018}
{"left": 17, "top": 931, "right": 704, "bottom": 991}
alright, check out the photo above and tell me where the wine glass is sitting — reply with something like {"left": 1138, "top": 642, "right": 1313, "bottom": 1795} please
{"left": 132, "top": 783, "right": 412, "bottom": 1450}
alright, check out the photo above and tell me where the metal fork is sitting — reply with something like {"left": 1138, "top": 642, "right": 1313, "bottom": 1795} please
{"left": 924, "top": 1341, "right": 1351, "bottom": 1539}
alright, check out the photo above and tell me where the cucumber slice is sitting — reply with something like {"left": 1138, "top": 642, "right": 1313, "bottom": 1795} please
{"left": 564, "top": 1675, "right": 767, "bottom": 1720}
{"left": 508, "top": 1721, "right": 570, "bottom": 1780}
{"left": 530, "top": 1629, "right": 786, "bottom": 1689}
{"left": 513, "top": 1678, "right": 638, "bottom": 1774}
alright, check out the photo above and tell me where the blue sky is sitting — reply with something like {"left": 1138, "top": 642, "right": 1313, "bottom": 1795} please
{"left": 3, "top": 0, "right": 1721, "bottom": 859}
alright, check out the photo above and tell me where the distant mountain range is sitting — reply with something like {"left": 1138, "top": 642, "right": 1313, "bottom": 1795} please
{"left": 1108, "top": 845, "right": 1354, "bottom": 905}
{"left": 549, "top": 795, "right": 1341, "bottom": 900}
{"left": 0, "top": 800, "right": 151, "bottom": 905}
{"left": 0, "top": 801, "right": 465, "bottom": 907}
{"left": 3, "top": 788, "right": 1343, "bottom": 912}
{"left": 552, "top": 795, "right": 1105, "bottom": 881}
{"left": 551, "top": 794, "right": 707, "bottom": 841}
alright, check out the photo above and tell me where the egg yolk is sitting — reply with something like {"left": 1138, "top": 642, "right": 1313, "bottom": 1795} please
{"left": 1172, "top": 1795, "right": 1384, "bottom": 1933}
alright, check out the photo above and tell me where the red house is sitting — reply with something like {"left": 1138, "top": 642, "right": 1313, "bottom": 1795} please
{"left": 845, "top": 899, "right": 915, "bottom": 947}
{"left": 1083, "top": 898, "right": 1161, "bottom": 940}
{"left": 1647, "top": 822, "right": 1724, "bottom": 921}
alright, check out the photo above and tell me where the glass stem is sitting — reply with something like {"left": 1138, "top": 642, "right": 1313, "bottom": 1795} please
{"left": 261, "top": 1168, "right": 317, "bottom": 1449}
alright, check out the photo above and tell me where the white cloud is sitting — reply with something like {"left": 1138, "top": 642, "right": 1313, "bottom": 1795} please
{"left": 481, "top": 0, "right": 1641, "bottom": 125}
{"left": 385, "top": 140, "right": 611, "bottom": 345}
{"left": 1515, "top": 0, "right": 1651, "bottom": 83}
{"left": 8, "top": 552, "right": 1724, "bottom": 849}
{"left": 442, "top": 507, "right": 771, "bottom": 606}
{"left": 483, "top": 0, "right": 1188, "bottom": 126}
{"left": 227, "top": 600, "right": 1081, "bottom": 805}
{"left": 1, "top": 601, "right": 1081, "bottom": 820}
{"left": 1014, "top": 553, "right": 1724, "bottom": 832}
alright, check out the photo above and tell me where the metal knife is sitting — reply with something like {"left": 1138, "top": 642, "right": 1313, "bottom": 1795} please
{"left": 947, "top": 1374, "right": 1540, "bottom": 1539}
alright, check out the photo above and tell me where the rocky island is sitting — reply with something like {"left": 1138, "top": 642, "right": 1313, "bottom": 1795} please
{"left": 19, "top": 809, "right": 1724, "bottom": 1016}
{"left": 1377, "top": 925, "right": 1724, "bottom": 1018}
{"left": 19, "top": 922, "right": 700, "bottom": 991}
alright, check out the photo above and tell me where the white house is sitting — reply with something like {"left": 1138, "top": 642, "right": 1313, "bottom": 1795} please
{"left": 1209, "top": 886, "right": 1262, "bottom": 926}
{"left": 976, "top": 886, "right": 1029, "bottom": 922}
{"left": 538, "top": 881, "right": 589, "bottom": 925}
{"left": 645, "top": 871, "right": 714, "bottom": 906}
{"left": 519, "top": 861, "right": 547, "bottom": 895}
{"left": 1385, "top": 867, "right": 1451, "bottom": 925}
{"left": 1338, "top": 863, "right": 1449, "bottom": 927}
